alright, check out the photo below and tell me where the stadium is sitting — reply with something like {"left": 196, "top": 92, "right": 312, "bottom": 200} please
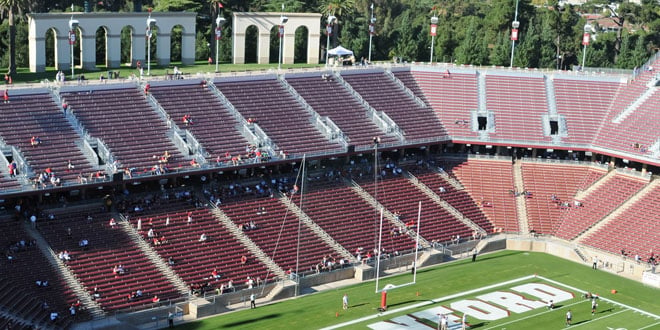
{"left": 0, "top": 1, "right": 659, "bottom": 330}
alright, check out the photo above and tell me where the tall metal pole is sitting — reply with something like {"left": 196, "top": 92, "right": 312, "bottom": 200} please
{"left": 509, "top": 0, "right": 520, "bottom": 68}
{"left": 278, "top": 26, "right": 283, "bottom": 71}
{"left": 430, "top": 16, "right": 438, "bottom": 64}
{"left": 325, "top": 16, "right": 335, "bottom": 68}
{"left": 215, "top": 16, "right": 220, "bottom": 73}
{"left": 368, "top": 4, "right": 375, "bottom": 63}
{"left": 581, "top": 24, "right": 591, "bottom": 70}
{"left": 70, "top": 33, "right": 75, "bottom": 78}
{"left": 147, "top": 10, "right": 152, "bottom": 76}
{"left": 581, "top": 43, "right": 587, "bottom": 69}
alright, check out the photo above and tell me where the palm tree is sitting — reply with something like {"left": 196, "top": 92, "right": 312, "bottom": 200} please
{"left": 318, "top": 0, "right": 356, "bottom": 48}
{"left": 0, "top": 0, "right": 27, "bottom": 76}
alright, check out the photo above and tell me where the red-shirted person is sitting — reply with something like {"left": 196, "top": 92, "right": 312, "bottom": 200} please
{"left": 3, "top": 89, "right": 9, "bottom": 103}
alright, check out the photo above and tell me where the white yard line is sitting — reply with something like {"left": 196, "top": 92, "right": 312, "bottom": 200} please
{"left": 482, "top": 299, "right": 585, "bottom": 330}
{"left": 536, "top": 275, "right": 660, "bottom": 319}
{"left": 638, "top": 321, "right": 660, "bottom": 330}
{"left": 560, "top": 309, "right": 628, "bottom": 329}
{"left": 320, "top": 275, "right": 536, "bottom": 330}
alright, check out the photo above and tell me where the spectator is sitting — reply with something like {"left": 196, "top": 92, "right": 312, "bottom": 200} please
{"left": 3, "top": 89, "right": 8, "bottom": 103}
{"left": 109, "top": 218, "right": 117, "bottom": 228}
{"left": 199, "top": 233, "right": 207, "bottom": 242}
{"left": 152, "top": 295, "right": 160, "bottom": 303}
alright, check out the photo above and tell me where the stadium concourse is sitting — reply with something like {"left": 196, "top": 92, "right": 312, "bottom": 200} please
{"left": 0, "top": 56, "right": 659, "bottom": 329}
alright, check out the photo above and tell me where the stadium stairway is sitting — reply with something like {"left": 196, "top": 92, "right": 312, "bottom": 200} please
{"left": 208, "top": 206, "right": 287, "bottom": 280}
{"left": 23, "top": 218, "right": 105, "bottom": 320}
{"left": 277, "top": 194, "right": 355, "bottom": 262}
{"left": 347, "top": 179, "right": 432, "bottom": 249}
{"left": 384, "top": 70, "right": 429, "bottom": 109}
{"left": 117, "top": 215, "right": 189, "bottom": 296}
{"left": 573, "top": 178, "right": 660, "bottom": 242}
{"left": 405, "top": 171, "right": 488, "bottom": 237}
{"left": 574, "top": 168, "right": 617, "bottom": 200}
{"left": 512, "top": 161, "right": 529, "bottom": 234}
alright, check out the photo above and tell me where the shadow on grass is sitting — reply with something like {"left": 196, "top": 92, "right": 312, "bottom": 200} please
{"left": 466, "top": 322, "right": 486, "bottom": 328}
{"left": 220, "top": 313, "right": 282, "bottom": 328}
{"left": 351, "top": 302, "right": 370, "bottom": 308}
{"left": 387, "top": 299, "right": 426, "bottom": 308}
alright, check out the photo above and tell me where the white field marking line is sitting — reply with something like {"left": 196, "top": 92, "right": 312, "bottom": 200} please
{"left": 319, "top": 274, "right": 536, "bottom": 330}
{"left": 481, "top": 299, "right": 586, "bottom": 330}
{"left": 536, "top": 275, "right": 660, "bottom": 319}
{"left": 560, "top": 309, "right": 628, "bottom": 330}
{"left": 638, "top": 320, "right": 660, "bottom": 330}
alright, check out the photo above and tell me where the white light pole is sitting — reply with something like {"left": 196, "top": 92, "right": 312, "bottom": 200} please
{"left": 146, "top": 9, "right": 156, "bottom": 76}
{"left": 325, "top": 15, "right": 337, "bottom": 68}
{"left": 68, "top": 6, "right": 78, "bottom": 79}
{"left": 509, "top": 0, "right": 520, "bottom": 68}
{"left": 215, "top": 15, "right": 226, "bottom": 73}
{"left": 278, "top": 8, "right": 288, "bottom": 71}
{"left": 368, "top": 4, "right": 376, "bottom": 63}
{"left": 581, "top": 23, "right": 592, "bottom": 70}
{"left": 429, "top": 15, "right": 438, "bottom": 64}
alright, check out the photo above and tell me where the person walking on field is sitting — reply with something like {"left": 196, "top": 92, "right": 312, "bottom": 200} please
{"left": 342, "top": 293, "right": 349, "bottom": 310}
{"left": 250, "top": 293, "right": 256, "bottom": 309}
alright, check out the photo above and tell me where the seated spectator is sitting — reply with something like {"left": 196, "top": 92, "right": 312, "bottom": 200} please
{"left": 199, "top": 233, "right": 207, "bottom": 242}
{"left": 30, "top": 136, "right": 42, "bottom": 146}
{"left": 50, "top": 312, "right": 59, "bottom": 322}
{"left": 211, "top": 268, "right": 221, "bottom": 280}
{"left": 109, "top": 218, "right": 117, "bottom": 228}
{"left": 93, "top": 286, "right": 101, "bottom": 299}
{"left": 144, "top": 83, "right": 150, "bottom": 94}
{"left": 136, "top": 289, "right": 143, "bottom": 297}
{"left": 241, "top": 255, "right": 248, "bottom": 265}
{"left": 152, "top": 295, "right": 160, "bottom": 303}
{"left": 3, "top": 88, "right": 9, "bottom": 103}
{"left": 78, "top": 239, "right": 89, "bottom": 249}
{"left": 168, "top": 256, "right": 175, "bottom": 266}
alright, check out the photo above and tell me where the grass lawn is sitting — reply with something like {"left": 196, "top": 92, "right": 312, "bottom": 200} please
{"left": 172, "top": 250, "right": 660, "bottom": 329}
{"left": 8, "top": 61, "right": 323, "bottom": 84}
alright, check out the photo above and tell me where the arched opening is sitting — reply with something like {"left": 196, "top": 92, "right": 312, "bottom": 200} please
{"left": 244, "top": 25, "right": 258, "bottom": 64}
{"left": 170, "top": 24, "right": 184, "bottom": 63}
{"left": 73, "top": 27, "right": 82, "bottom": 70}
{"left": 269, "top": 25, "right": 279, "bottom": 63}
{"left": 120, "top": 26, "right": 133, "bottom": 65}
{"left": 294, "top": 25, "right": 309, "bottom": 64}
{"left": 45, "top": 28, "right": 57, "bottom": 68}
{"left": 95, "top": 26, "right": 108, "bottom": 66}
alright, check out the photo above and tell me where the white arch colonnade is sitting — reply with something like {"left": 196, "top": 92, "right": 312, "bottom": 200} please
{"left": 232, "top": 12, "right": 321, "bottom": 65}
{"left": 27, "top": 12, "right": 196, "bottom": 72}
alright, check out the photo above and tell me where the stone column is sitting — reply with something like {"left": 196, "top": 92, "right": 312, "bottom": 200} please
{"left": 283, "top": 31, "right": 294, "bottom": 65}
{"left": 106, "top": 33, "right": 121, "bottom": 68}
{"left": 29, "top": 34, "right": 47, "bottom": 72}
{"left": 233, "top": 31, "right": 246, "bottom": 64}
{"left": 80, "top": 32, "right": 97, "bottom": 70}
{"left": 156, "top": 31, "right": 171, "bottom": 67}
{"left": 56, "top": 34, "right": 72, "bottom": 71}
{"left": 132, "top": 29, "right": 146, "bottom": 67}
{"left": 308, "top": 31, "right": 321, "bottom": 64}
{"left": 257, "top": 32, "right": 270, "bottom": 64}
{"left": 181, "top": 32, "right": 195, "bottom": 65}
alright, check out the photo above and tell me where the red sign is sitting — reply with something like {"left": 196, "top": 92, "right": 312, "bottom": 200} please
{"left": 510, "top": 28, "right": 518, "bottom": 41}
{"left": 369, "top": 23, "right": 375, "bottom": 36}
{"left": 582, "top": 33, "right": 590, "bottom": 46}
{"left": 279, "top": 25, "right": 284, "bottom": 38}
{"left": 215, "top": 27, "right": 222, "bottom": 40}
{"left": 430, "top": 24, "right": 437, "bottom": 37}
{"left": 69, "top": 31, "right": 76, "bottom": 45}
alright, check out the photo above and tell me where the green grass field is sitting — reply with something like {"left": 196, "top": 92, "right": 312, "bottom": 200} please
{"left": 173, "top": 251, "right": 659, "bottom": 330}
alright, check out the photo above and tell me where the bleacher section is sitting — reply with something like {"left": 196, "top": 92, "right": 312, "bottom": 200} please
{"left": 449, "top": 159, "right": 519, "bottom": 232}
{"left": 411, "top": 171, "right": 494, "bottom": 234}
{"left": 554, "top": 172, "right": 648, "bottom": 240}
{"left": 596, "top": 89, "right": 660, "bottom": 159}
{"left": 356, "top": 175, "right": 472, "bottom": 243}
{"left": 391, "top": 70, "right": 430, "bottom": 107}
{"left": 485, "top": 75, "right": 551, "bottom": 142}
{"left": 410, "top": 70, "right": 480, "bottom": 138}
{"left": 0, "top": 216, "right": 87, "bottom": 328}
{"left": 553, "top": 78, "right": 619, "bottom": 145}
{"left": 285, "top": 75, "right": 398, "bottom": 148}
{"left": 582, "top": 183, "right": 660, "bottom": 260}
{"left": 341, "top": 72, "right": 447, "bottom": 142}
{"left": 149, "top": 83, "right": 250, "bottom": 161}
{"left": 61, "top": 88, "right": 188, "bottom": 172}
{"left": 520, "top": 162, "right": 607, "bottom": 234}
{"left": 292, "top": 182, "right": 416, "bottom": 257}
{"left": 125, "top": 204, "right": 273, "bottom": 291}
{"left": 38, "top": 208, "right": 181, "bottom": 312}
{"left": 215, "top": 78, "right": 343, "bottom": 158}
{"left": 218, "top": 195, "right": 341, "bottom": 274}
{"left": 0, "top": 92, "right": 94, "bottom": 186}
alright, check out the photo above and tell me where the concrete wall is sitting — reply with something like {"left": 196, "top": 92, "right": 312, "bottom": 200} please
{"left": 27, "top": 12, "right": 196, "bottom": 73}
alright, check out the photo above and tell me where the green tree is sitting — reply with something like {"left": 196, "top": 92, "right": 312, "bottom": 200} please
{"left": 490, "top": 31, "right": 510, "bottom": 66}
{"left": 514, "top": 18, "right": 541, "bottom": 68}
{"left": 0, "top": 0, "right": 28, "bottom": 75}
{"left": 454, "top": 17, "right": 487, "bottom": 65}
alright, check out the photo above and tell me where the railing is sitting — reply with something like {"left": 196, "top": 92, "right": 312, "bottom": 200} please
{"left": 384, "top": 69, "right": 427, "bottom": 108}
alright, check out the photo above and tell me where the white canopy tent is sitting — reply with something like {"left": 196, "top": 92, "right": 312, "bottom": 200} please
{"left": 328, "top": 46, "right": 354, "bottom": 56}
